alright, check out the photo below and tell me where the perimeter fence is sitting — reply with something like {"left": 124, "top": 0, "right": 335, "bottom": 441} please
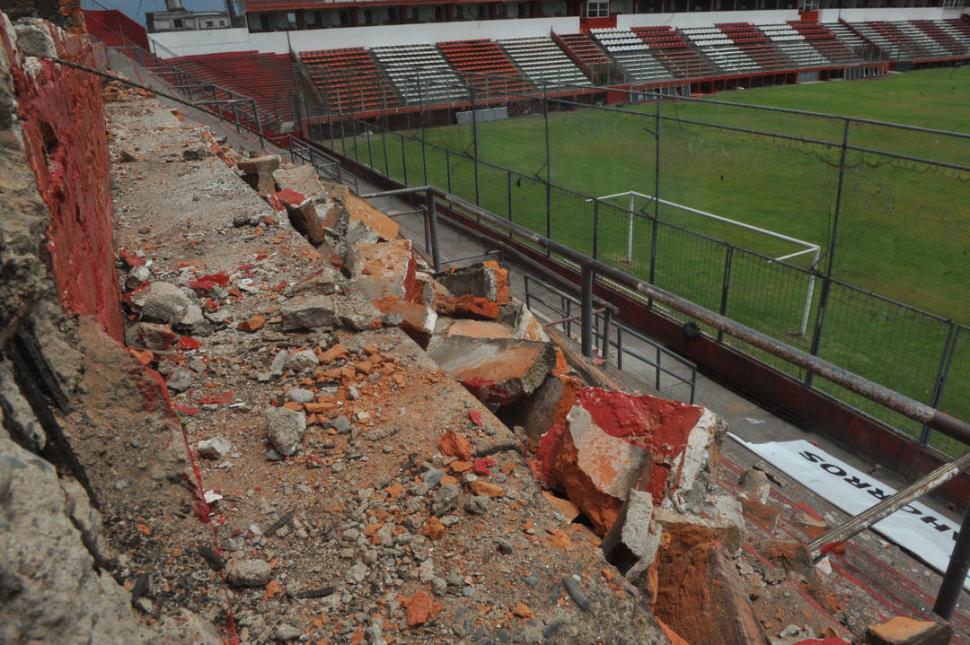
{"left": 305, "top": 71, "right": 970, "bottom": 456}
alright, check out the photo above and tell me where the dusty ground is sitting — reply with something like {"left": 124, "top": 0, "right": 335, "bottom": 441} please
{"left": 96, "top": 88, "right": 673, "bottom": 644}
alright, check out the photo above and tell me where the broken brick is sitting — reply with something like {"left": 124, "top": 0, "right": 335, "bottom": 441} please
{"left": 439, "top": 430, "right": 472, "bottom": 461}
{"left": 237, "top": 314, "right": 266, "bottom": 333}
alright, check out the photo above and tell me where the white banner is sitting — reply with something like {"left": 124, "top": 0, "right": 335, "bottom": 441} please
{"left": 731, "top": 435, "right": 970, "bottom": 591}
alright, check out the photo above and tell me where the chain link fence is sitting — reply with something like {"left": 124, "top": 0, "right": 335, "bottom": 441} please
{"left": 306, "top": 73, "right": 970, "bottom": 456}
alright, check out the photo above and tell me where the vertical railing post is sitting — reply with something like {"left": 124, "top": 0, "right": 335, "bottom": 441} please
{"left": 718, "top": 245, "right": 734, "bottom": 343}
{"left": 542, "top": 82, "right": 552, "bottom": 253}
{"left": 401, "top": 135, "right": 408, "bottom": 185}
{"left": 601, "top": 308, "right": 612, "bottom": 363}
{"left": 381, "top": 92, "right": 390, "bottom": 178}
{"left": 445, "top": 149, "right": 452, "bottom": 193}
{"left": 649, "top": 91, "right": 661, "bottom": 298}
{"left": 418, "top": 73, "right": 429, "bottom": 185}
{"left": 933, "top": 503, "right": 970, "bottom": 620}
{"left": 919, "top": 323, "right": 960, "bottom": 446}
{"left": 581, "top": 266, "right": 594, "bottom": 358}
{"left": 230, "top": 100, "right": 241, "bottom": 133}
{"left": 805, "top": 277, "right": 833, "bottom": 387}
{"left": 617, "top": 327, "right": 624, "bottom": 370}
{"left": 471, "top": 87, "right": 480, "bottom": 205}
{"left": 506, "top": 168, "right": 513, "bottom": 229}
{"left": 427, "top": 188, "right": 441, "bottom": 272}
{"left": 592, "top": 198, "right": 601, "bottom": 260}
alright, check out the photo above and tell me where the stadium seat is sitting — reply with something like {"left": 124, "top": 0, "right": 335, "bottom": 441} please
{"left": 498, "top": 37, "right": 593, "bottom": 89}
{"left": 438, "top": 40, "right": 534, "bottom": 98}
{"left": 679, "top": 26, "right": 761, "bottom": 73}
{"left": 787, "top": 21, "right": 864, "bottom": 65}
{"left": 758, "top": 23, "right": 832, "bottom": 68}
{"left": 590, "top": 29, "right": 674, "bottom": 83}
{"left": 371, "top": 44, "right": 469, "bottom": 105}
{"left": 299, "top": 48, "right": 401, "bottom": 113}
{"left": 631, "top": 26, "right": 720, "bottom": 78}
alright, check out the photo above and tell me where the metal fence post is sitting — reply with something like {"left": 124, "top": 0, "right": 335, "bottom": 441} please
{"left": 506, "top": 168, "right": 513, "bottom": 227}
{"left": 826, "top": 118, "right": 851, "bottom": 278}
{"left": 381, "top": 92, "right": 390, "bottom": 178}
{"left": 649, "top": 91, "right": 661, "bottom": 297}
{"left": 718, "top": 245, "right": 734, "bottom": 343}
{"left": 601, "top": 308, "right": 612, "bottom": 362}
{"left": 401, "top": 135, "right": 408, "bottom": 185}
{"left": 471, "top": 87, "right": 480, "bottom": 205}
{"left": 445, "top": 149, "right": 452, "bottom": 193}
{"left": 427, "top": 188, "right": 441, "bottom": 272}
{"left": 581, "top": 266, "right": 594, "bottom": 358}
{"left": 805, "top": 276, "right": 833, "bottom": 387}
{"left": 543, "top": 82, "right": 552, "bottom": 253}
{"left": 419, "top": 73, "right": 429, "bottom": 186}
{"left": 351, "top": 110, "right": 360, "bottom": 163}
{"left": 920, "top": 323, "right": 960, "bottom": 446}
{"left": 933, "top": 503, "right": 970, "bottom": 620}
{"left": 592, "top": 198, "right": 601, "bottom": 260}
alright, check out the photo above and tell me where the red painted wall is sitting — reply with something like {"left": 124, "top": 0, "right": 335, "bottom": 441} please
{"left": 1, "top": 22, "right": 124, "bottom": 342}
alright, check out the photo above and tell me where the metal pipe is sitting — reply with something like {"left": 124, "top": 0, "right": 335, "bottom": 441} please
{"left": 808, "top": 451, "right": 970, "bottom": 560}
{"left": 581, "top": 266, "right": 594, "bottom": 358}
{"left": 933, "top": 503, "right": 970, "bottom": 620}
{"left": 427, "top": 189, "right": 441, "bottom": 272}
{"left": 368, "top": 184, "right": 970, "bottom": 447}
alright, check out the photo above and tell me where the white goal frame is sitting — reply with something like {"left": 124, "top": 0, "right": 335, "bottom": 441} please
{"left": 587, "top": 191, "right": 821, "bottom": 336}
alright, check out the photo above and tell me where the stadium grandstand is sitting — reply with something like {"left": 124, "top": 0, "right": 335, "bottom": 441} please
{"left": 85, "top": 0, "right": 969, "bottom": 137}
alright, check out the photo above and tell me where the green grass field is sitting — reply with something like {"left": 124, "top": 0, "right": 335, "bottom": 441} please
{"left": 323, "top": 67, "right": 970, "bottom": 455}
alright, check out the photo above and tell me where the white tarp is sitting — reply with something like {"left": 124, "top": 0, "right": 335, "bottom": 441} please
{"left": 731, "top": 435, "right": 970, "bottom": 591}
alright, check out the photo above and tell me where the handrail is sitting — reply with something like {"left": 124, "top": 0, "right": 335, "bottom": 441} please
{"left": 359, "top": 183, "right": 970, "bottom": 620}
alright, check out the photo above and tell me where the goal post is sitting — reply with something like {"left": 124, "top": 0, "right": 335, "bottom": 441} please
{"left": 586, "top": 191, "right": 821, "bottom": 336}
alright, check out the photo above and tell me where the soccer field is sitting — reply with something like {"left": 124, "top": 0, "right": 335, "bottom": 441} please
{"left": 324, "top": 67, "right": 970, "bottom": 454}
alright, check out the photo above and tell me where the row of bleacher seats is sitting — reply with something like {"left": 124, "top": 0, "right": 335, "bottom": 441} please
{"left": 372, "top": 44, "right": 469, "bottom": 104}
{"left": 288, "top": 18, "right": 970, "bottom": 115}
{"left": 591, "top": 29, "right": 672, "bottom": 82}
{"left": 167, "top": 51, "right": 297, "bottom": 127}
{"left": 438, "top": 39, "right": 535, "bottom": 98}
{"left": 499, "top": 37, "right": 593, "bottom": 88}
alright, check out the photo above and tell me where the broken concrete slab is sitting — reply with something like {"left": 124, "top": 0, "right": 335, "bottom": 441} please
{"left": 436, "top": 260, "right": 510, "bottom": 305}
{"left": 277, "top": 188, "right": 327, "bottom": 245}
{"left": 124, "top": 321, "right": 177, "bottom": 351}
{"left": 375, "top": 299, "right": 437, "bottom": 347}
{"left": 602, "top": 488, "right": 663, "bottom": 582}
{"left": 291, "top": 267, "right": 342, "bottom": 297}
{"left": 427, "top": 336, "right": 555, "bottom": 406}
{"left": 237, "top": 154, "right": 280, "bottom": 195}
{"left": 865, "top": 616, "right": 953, "bottom": 645}
{"left": 272, "top": 165, "right": 325, "bottom": 200}
{"left": 342, "top": 192, "right": 399, "bottom": 241}
{"left": 554, "top": 405, "right": 648, "bottom": 534}
{"left": 498, "top": 373, "right": 582, "bottom": 443}
{"left": 280, "top": 295, "right": 337, "bottom": 332}
{"left": 347, "top": 239, "right": 416, "bottom": 302}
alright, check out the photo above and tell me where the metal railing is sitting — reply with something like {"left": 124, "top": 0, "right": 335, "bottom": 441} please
{"left": 356, "top": 183, "right": 970, "bottom": 619}
{"left": 524, "top": 274, "right": 698, "bottom": 403}
{"left": 287, "top": 135, "right": 356, "bottom": 191}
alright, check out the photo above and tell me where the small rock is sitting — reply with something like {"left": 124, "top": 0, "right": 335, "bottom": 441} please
{"left": 347, "top": 562, "right": 369, "bottom": 584}
{"left": 331, "top": 415, "right": 351, "bottom": 434}
{"left": 288, "top": 388, "right": 314, "bottom": 404}
{"left": 274, "top": 624, "right": 301, "bottom": 642}
{"left": 463, "top": 496, "right": 489, "bottom": 515}
{"left": 286, "top": 349, "right": 319, "bottom": 372}
{"left": 496, "top": 538, "right": 514, "bottom": 555}
{"left": 431, "top": 484, "right": 460, "bottom": 516}
{"left": 166, "top": 368, "right": 193, "bottom": 392}
{"left": 197, "top": 437, "right": 231, "bottom": 459}
{"left": 562, "top": 577, "right": 590, "bottom": 612}
{"left": 138, "top": 282, "right": 193, "bottom": 324}
{"left": 265, "top": 407, "right": 307, "bottom": 456}
{"left": 226, "top": 558, "right": 272, "bottom": 587}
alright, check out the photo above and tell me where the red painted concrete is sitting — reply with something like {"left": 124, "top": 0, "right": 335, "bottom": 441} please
{"left": 1, "top": 24, "right": 124, "bottom": 341}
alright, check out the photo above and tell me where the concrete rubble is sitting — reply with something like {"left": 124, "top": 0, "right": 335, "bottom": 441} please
{"left": 0, "top": 14, "right": 952, "bottom": 644}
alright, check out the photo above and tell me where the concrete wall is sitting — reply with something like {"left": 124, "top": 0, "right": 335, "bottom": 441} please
{"left": 2, "top": 18, "right": 123, "bottom": 341}
{"left": 151, "top": 16, "right": 580, "bottom": 56}
{"left": 817, "top": 6, "right": 965, "bottom": 22}
{"left": 617, "top": 9, "right": 799, "bottom": 27}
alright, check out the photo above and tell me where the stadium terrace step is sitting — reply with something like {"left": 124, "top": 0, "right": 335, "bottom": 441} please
{"left": 680, "top": 26, "right": 761, "bottom": 74}
{"left": 788, "top": 21, "right": 864, "bottom": 65}
{"left": 498, "top": 37, "right": 593, "bottom": 89}
{"left": 912, "top": 20, "right": 967, "bottom": 54}
{"left": 631, "top": 26, "right": 720, "bottom": 79}
{"left": 372, "top": 43, "right": 469, "bottom": 105}
{"left": 716, "top": 22, "right": 793, "bottom": 70}
{"left": 299, "top": 48, "right": 400, "bottom": 114}
{"left": 556, "top": 32, "right": 622, "bottom": 84}
{"left": 437, "top": 39, "right": 534, "bottom": 99}
{"left": 590, "top": 29, "right": 674, "bottom": 83}
{"left": 758, "top": 23, "right": 832, "bottom": 68}
{"left": 164, "top": 51, "right": 297, "bottom": 129}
